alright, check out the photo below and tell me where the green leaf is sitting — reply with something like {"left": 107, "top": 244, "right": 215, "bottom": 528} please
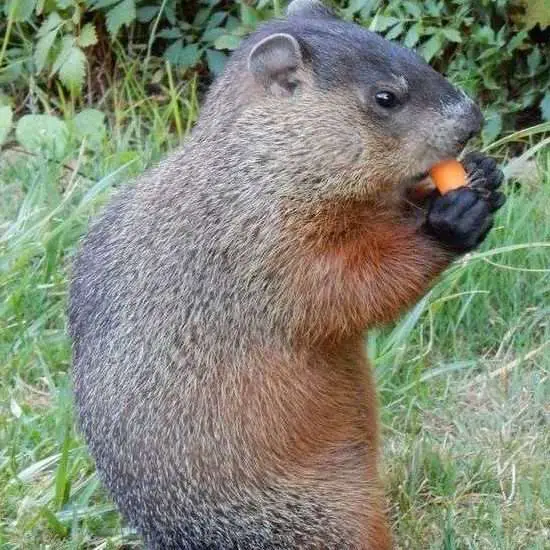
{"left": 206, "top": 49, "right": 226, "bottom": 75}
{"left": 51, "top": 36, "right": 74, "bottom": 76}
{"left": 541, "top": 92, "right": 550, "bottom": 121}
{"left": 495, "top": 25, "right": 507, "bottom": 47}
{"left": 137, "top": 5, "right": 158, "bottom": 22}
{"left": 477, "top": 46, "right": 498, "bottom": 61}
{"left": 359, "top": 0, "right": 378, "bottom": 18}
{"left": 202, "top": 27, "right": 226, "bottom": 43}
{"left": 482, "top": 112, "right": 503, "bottom": 144}
{"left": 56, "top": 0, "right": 74, "bottom": 9}
{"left": 527, "top": 47, "right": 541, "bottom": 74}
{"left": 0, "top": 105, "right": 13, "bottom": 146}
{"left": 425, "top": 0, "right": 441, "bottom": 17}
{"left": 89, "top": 0, "right": 120, "bottom": 8}
{"left": 4, "top": 0, "right": 37, "bottom": 21}
{"left": 240, "top": 5, "right": 260, "bottom": 27}
{"left": 424, "top": 26, "right": 440, "bottom": 35}
{"left": 34, "top": 29, "right": 58, "bottom": 73}
{"left": 372, "top": 15, "right": 400, "bottom": 33}
{"left": 520, "top": 92, "right": 536, "bottom": 109}
{"left": 476, "top": 26, "right": 495, "bottom": 45}
{"left": 404, "top": 23, "right": 421, "bottom": 49}
{"left": 71, "top": 108, "right": 106, "bottom": 146}
{"left": 157, "top": 28, "right": 182, "bottom": 39}
{"left": 224, "top": 15, "right": 241, "bottom": 33}
{"left": 507, "top": 30, "right": 528, "bottom": 52}
{"left": 481, "top": 71, "right": 500, "bottom": 91}
{"left": 206, "top": 11, "right": 226, "bottom": 29}
{"left": 343, "top": 0, "right": 370, "bottom": 16}
{"left": 346, "top": 0, "right": 370, "bottom": 13}
{"left": 165, "top": 3, "right": 176, "bottom": 25}
{"left": 441, "top": 28, "right": 462, "bottom": 43}
{"left": 386, "top": 22, "right": 405, "bottom": 41}
{"left": 164, "top": 39, "right": 183, "bottom": 65}
{"left": 15, "top": 114, "right": 68, "bottom": 159}
{"left": 58, "top": 46, "right": 86, "bottom": 92}
{"left": 403, "top": 1, "right": 422, "bottom": 18}
{"left": 0, "top": 62, "right": 22, "bottom": 85}
{"left": 214, "top": 34, "right": 242, "bottom": 51}
{"left": 72, "top": 4, "right": 81, "bottom": 24}
{"left": 193, "top": 7, "right": 211, "bottom": 27}
{"left": 37, "top": 11, "right": 62, "bottom": 37}
{"left": 420, "top": 33, "right": 443, "bottom": 63}
{"left": 164, "top": 41, "right": 201, "bottom": 69}
{"left": 106, "top": 0, "right": 136, "bottom": 37}
{"left": 78, "top": 23, "right": 98, "bottom": 48}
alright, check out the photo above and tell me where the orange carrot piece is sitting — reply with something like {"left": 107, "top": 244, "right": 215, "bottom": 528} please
{"left": 430, "top": 159, "right": 467, "bottom": 195}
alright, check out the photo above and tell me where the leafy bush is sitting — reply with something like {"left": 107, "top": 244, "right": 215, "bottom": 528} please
{"left": 0, "top": 0, "right": 549, "bottom": 141}
{"left": 2, "top": 0, "right": 96, "bottom": 93}
{"left": 0, "top": 0, "right": 274, "bottom": 95}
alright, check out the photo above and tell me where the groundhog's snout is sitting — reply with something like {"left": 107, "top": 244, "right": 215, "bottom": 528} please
{"left": 434, "top": 93, "right": 484, "bottom": 158}
{"left": 454, "top": 96, "right": 484, "bottom": 147}
{"left": 456, "top": 101, "right": 484, "bottom": 146}
{"left": 424, "top": 77, "right": 485, "bottom": 159}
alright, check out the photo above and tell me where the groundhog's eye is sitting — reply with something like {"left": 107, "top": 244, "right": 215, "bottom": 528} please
{"left": 375, "top": 91, "right": 399, "bottom": 109}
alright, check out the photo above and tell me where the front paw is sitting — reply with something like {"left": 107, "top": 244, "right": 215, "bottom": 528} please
{"left": 463, "top": 152, "right": 506, "bottom": 212}
{"left": 423, "top": 153, "right": 506, "bottom": 253}
{"left": 424, "top": 188, "right": 495, "bottom": 253}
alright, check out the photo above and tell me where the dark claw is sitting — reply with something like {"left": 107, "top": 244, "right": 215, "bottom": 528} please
{"left": 465, "top": 151, "right": 505, "bottom": 204}
{"left": 463, "top": 152, "right": 486, "bottom": 173}
{"left": 463, "top": 151, "right": 486, "bottom": 164}
{"left": 465, "top": 152, "right": 504, "bottom": 188}
{"left": 479, "top": 156, "right": 497, "bottom": 173}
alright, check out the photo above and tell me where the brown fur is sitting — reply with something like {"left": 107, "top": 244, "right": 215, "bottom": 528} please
{"left": 279, "top": 199, "right": 452, "bottom": 339}
{"left": 208, "top": 202, "right": 451, "bottom": 548}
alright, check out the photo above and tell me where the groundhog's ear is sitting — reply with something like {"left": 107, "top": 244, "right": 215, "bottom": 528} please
{"left": 286, "top": 0, "right": 335, "bottom": 18}
{"left": 247, "top": 33, "right": 304, "bottom": 97}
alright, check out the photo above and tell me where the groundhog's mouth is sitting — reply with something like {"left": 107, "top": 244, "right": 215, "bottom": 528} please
{"left": 411, "top": 171, "right": 430, "bottom": 183}
{"left": 403, "top": 171, "right": 436, "bottom": 206}
{"left": 404, "top": 171, "right": 432, "bottom": 191}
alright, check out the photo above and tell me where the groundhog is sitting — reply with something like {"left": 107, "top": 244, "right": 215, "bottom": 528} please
{"left": 69, "top": 1, "right": 505, "bottom": 548}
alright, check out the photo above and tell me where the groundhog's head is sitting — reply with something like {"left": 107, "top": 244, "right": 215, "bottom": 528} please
{"left": 202, "top": 0, "right": 483, "bottom": 201}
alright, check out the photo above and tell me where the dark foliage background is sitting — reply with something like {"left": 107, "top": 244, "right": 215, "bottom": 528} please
{"left": 1, "top": 0, "right": 549, "bottom": 142}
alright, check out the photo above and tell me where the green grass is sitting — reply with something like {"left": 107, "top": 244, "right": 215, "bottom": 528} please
{"left": 1, "top": 86, "right": 549, "bottom": 549}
